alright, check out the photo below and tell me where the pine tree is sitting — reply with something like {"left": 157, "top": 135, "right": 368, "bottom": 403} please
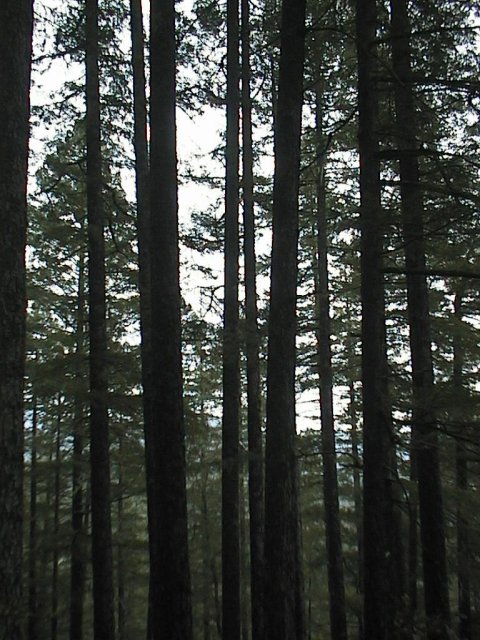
{"left": 264, "top": 0, "right": 307, "bottom": 638}
{"left": 389, "top": 0, "right": 450, "bottom": 636}
{"left": 85, "top": 0, "right": 116, "bottom": 637}
{"left": 241, "top": 1, "right": 264, "bottom": 638}
{"left": 222, "top": 0, "right": 241, "bottom": 637}
{"left": 0, "top": 2, "right": 34, "bottom": 638}
{"left": 149, "top": 0, "right": 193, "bottom": 637}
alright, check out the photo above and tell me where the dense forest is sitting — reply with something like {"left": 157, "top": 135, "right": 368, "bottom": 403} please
{"left": 1, "top": 0, "right": 479, "bottom": 639}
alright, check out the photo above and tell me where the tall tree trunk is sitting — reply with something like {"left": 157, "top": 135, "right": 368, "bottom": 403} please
{"left": 149, "top": 1, "right": 193, "bottom": 637}
{"left": 239, "top": 473, "right": 249, "bottom": 640}
{"left": 51, "top": 407, "right": 62, "bottom": 640}
{"left": 117, "top": 453, "right": 126, "bottom": 640}
{"left": 70, "top": 253, "right": 87, "bottom": 640}
{"left": 355, "top": 0, "right": 398, "bottom": 636}
{"left": 128, "top": 2, "right": 155, "bottom": 633}
{"left": 0, "top": 1, "right": 33, "bottom": 637}
{"left": 345, "top": 312, "right": 363, "bottom": 625}
{"left": 28, "top": 400, "right": 39, "bottom": 640}
{"left": 264, "top": 0, "right": 306, "bottom": 638}
{"left": 454, "top": 290, "right": 471, "bottom": 640}
{"left": 201, "top": 468, "right": 212, "bottom": 640}
{"left": 85, "top": 0, "right": 116, "bottom": 638}
{"left": 200, "top": 464, "right": 222, "bottom": 639}
{"left": 240, "top": 2, "right": 264, "bottom": 639}
{"left": 389, "top": 1, "right": 450, "bottom": 636}
{"left": 407, "top": 443, "right": 418, "bottom": 628}
{"left": 348, "top": 374, "right": 364, "bottom": 640}
{"left": 222, "top": 0, "right": 241, "bottom": 637}
{"left": 314, "top": 86, "right": 348, "bottom": 640}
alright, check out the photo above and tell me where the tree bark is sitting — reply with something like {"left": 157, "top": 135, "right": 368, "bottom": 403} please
{"left": 241, "top": 2, "right": 265, "bottom": 639}
{"left": 355, "top": 0, "right": 399, "bottom": 636}
{"left": 264, "top": 0, "right": 306, "bottom": 638}
{"left": 117, "top": 453, "right": 126, "bottom": 640}
{"left": 389, "top": 1, "right": 450, "bottom": 636}
{"left": 51, "top": 408, "right": 61, "bottom": 640}
{"left": 348, "top": 374, "right": 364, "bottom": 640}
{"left": 70, "top": 253, "right": 87, "bottom": 640}
{"left": 128, "top": 1, "right": 156, "bottom": 632}
{"left": 149, "top": 0, "right": 193, "bottom": 637}
{"left": 85, "top": 0, "right": 116, "bottom": 638}
{"left": 28, "top": 400, "right": 38, "bottom": 640}
{"left": 314, "top": 85, "right": 348, "bottom": 640}
{"left": 222, "top": 0, "right": 241, "bottom": 637}
{"left": 0, "top": 2, "right": 33, "bottom": 638}
{"left": 453, "top": 290, "right": 471, "bottom": 640}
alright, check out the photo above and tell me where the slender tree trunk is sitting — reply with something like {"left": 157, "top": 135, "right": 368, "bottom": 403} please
{"left": 407, "top": 443, "right": 418, "bottom": 628}
{"left": 348, "top": 375, "right": 364, "bottom": 640}
{"left": 85, "top": 1, "right": 116, "bottom": 638}
{"left": 241, "top": 2, "right": 264, "bottom": 639}
{"left": 222, "top": 0, "right": 241, "bottom": 637}
{"left": 117, "top": 453, "right": 126, "bottom": 640}
{"left": 355, "top": 0, "right": 395, "bottom": 636}
{"left": 70, "top": 254, "right": 87, "bottom": 640}
{"left": 240, "top": 473, "right": 250, "bottom": 640}
{"left": 128, "top": 2, "right": 157, "bottom": 634}
{"left": 200, "top": 468, "right": 221, "bottom": 639}
{"left": 0, "top": 2, "right": 33, "bottom": 637}
{"left": 389, "top": 1, "right": 450, "bottom": 636}
{"left": 28, "top": 400, "right": 39, "bottom": 640}
{"left": 314, "top": 86, "right": 348, "bottom": 640}
{"left": 264, "top": 0, "right": 306, "bottom": 638}
{"left": 51, "top": 407, "right": 62, "bottom": 640}
{"left": 201, "top": 471, "right": 212, "bottom": 640}
{"left": 454, "top": 290, "right": 471, "bottom": 640}
{"left": 149, "top": 0, "right": 193, "bottom": 637}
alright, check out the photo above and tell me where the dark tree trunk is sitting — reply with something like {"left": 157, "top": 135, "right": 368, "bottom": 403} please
{"left": 200, "top": 466, "right": 222, "bottom": 639}
{"left": 453, "top": 290, "right": 471, "bottom": 640}
{"left": 264, "top": 0, "right": 306, "bottom": 638}
{"left": 85, "top": 0, "right": 116, "bottom": 638}
{"left": 389, "top": 1, "right": 450, "bottom": 636}
{"left": 241, "top": 2, "right": 264, "bottom": 639}
{"left": 314, "top": 86, "right": 348, "bottom": 640}
{"left": 117, "top": 454, "right": 126, "bottom": 640}
{"left": 240, "top": 474, "right": 250, "bottom": 640}
{"left": 222, "top": 0, "right": 241, "bottom": 637}
{"left": 355, "top": 0, "right": 399, "bottom": 636}
{"left": 0, "top": 1, "right": 33, "bottom": 637}
{"left": 200, "top": 469, "right": 212, "bottom": 640}
{"left": 28, "top": 401, "right": 39, "bottom": 640}
{"left": 407, "top": 444, "right": 418, "bottom": 627}
{"left": 51, "top": 409, "right": 61, "bottom": 640}
{"left": 348, "top": 374, "right": 364, "bottom": 640}
{"left": 149, "top": 1, "right": 193, "bottom": 637}
{"left": 128, "top": 2, "right": 156, "bottom": 632}
{"left": 70, "top": 254, "right": 87, "bottom": 640}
